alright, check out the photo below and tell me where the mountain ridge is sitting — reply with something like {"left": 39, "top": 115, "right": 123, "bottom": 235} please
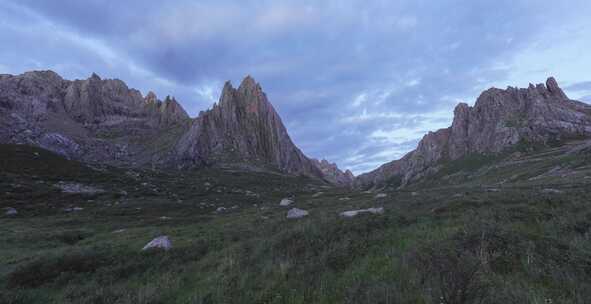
{"left": 356, "top": 77, "right": 591, "bottom": 189}
{"left": 0, "top": 70, "right": 353, "bottom": 185}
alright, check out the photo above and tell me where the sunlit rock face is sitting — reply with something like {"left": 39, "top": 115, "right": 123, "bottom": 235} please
{"left": 356, "top": 77, "right": 591, "bottom": 189}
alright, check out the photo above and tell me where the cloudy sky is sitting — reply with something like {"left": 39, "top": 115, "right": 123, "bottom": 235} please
{"left": 2, "top": 1, "right": 591, "bottom": 174}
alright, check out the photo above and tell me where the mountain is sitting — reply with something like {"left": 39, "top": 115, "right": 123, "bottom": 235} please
{"left": 356, "top": 77, "right": 591, "bottom": 189}
{"left": 0, "top": 70, "right": 191, "bottom": 166}
{"left": 175, "top": 76, "right": 325, "bottom": 179}
{"left": 311, "top": 159, "right": 355, "bottom": 186}
{"left": 0, "top": 70, "right": 351, "bottom": 185}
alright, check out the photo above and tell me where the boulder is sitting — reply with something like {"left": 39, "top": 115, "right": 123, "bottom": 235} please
{"left": 340, "top": 207, "right": 384, "bottom": 218}
{"left": 287, "top": 208, "right": 309, "bottom": 219}
{"left": 142, "top": 236, "right": 172, "bottom": 251}
{"left": 279, "top": 198, "right": 294, "bottom": 206}
{"left": 215, "top": 207, "right": 227, "bottom": 213}
{"left": 55, "top": 182, "right": 104, "bottom": 194}
{"left": 5, "top": 207, "right": 17, "bottom": 216}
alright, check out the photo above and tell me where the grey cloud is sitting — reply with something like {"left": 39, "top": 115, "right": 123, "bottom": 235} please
{"left": 565, "top": 81, "right": 591, "bottom": 92}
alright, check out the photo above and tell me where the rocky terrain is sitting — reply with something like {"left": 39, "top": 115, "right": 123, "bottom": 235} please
{"left": 356, "top": 77, "right": 591, "bottom": 189}
{"left": 0, "top": 71, "right": 191, "bottom": 166}
{"left": 2, "top": 72, "right": 591, "bottom": 303}
{"left": 2, "top": 136, "right": 591, "bottom": 303}
{"left": 0, "top": 71, "right": 352, "bottom": 185}
{"left": 312, "top": 158, "right": 355, "bottom": 186}
{"left": 174, "top": 77, "right": 325, "bottom": 179}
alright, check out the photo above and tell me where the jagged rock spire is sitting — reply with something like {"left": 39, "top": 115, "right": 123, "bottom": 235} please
{"left": 176, "top": 75, "right": 324, "bottom": 179}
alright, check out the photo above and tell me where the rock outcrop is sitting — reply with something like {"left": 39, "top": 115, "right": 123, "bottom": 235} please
{"left": 0, "top": 70, "right": 350, "bottom": 184}
{"left": 0, "top": 70, "right": 191, "bottom": 165}
{"left": 311, "top": 159, "right": 355, "bottom": 186}
{"left": 356, "top": 77, "right": 591, "bottom": 189}
{"left": 142, "top": 235, "right": 172, "bottom": 251}
{"left": 175, "top": 76, "right": 324, "bottom": 178}
{"left": 286, "top": 208, "right": 309, "bottom": 219}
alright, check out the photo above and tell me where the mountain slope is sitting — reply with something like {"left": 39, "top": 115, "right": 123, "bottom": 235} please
{"left": 0, "top": 70, "right": 191, "bottom": 166}
{"left": 0, "top": 70, "right": 352, "bottom": 184}
{"left": 356, "top": 77, "right": 591, "bottom": 189}
{"left": 175, "top": 76, "right": 324, "bottom": 178}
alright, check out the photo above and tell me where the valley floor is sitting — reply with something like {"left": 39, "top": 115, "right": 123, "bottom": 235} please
{"left": 2, "top": 142, "right": 591, "bottom": 303}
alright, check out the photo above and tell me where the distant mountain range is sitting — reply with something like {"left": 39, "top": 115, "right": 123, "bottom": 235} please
{"left": 0, "top": 71, "right": 352, "bottom": 185}
{"left": 1, "top": 71, "right": 590, "bottom": 188}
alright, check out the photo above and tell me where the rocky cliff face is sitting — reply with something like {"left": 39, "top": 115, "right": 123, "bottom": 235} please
{"left": 312, "top": 159, "right": 355, "bottom": 186}
{"left": 175, "top": 76, "right": 325, "bottom": 178}
{"left": 356, "top": 77, "right": 591, "bottom": 188}
{"left": 0, "top": 70, "right": 190, "bottom": 165}
{"left": 0, "top": 70, "right": 350, "bottom": 184}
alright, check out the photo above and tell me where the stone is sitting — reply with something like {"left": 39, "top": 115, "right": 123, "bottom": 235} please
{"left": 142, "top": 236, "right": 172, "bottom": 251}
{"left": 279, "top": 198, "right": 294, "bottom": 206}
{"left": 287, "top": 208, "right": 309, "bottom": 219}
{"left": 312, "top": 192, "right": 323, "bottom": 198}
{"left": 215, "top": 207, "right": 227, "bottom": 213}
{"left": 55, "top": 182, "right": 104, "bottom": 194}
{"left": 5, "top": 207, "right": 17, "bottom": 216}
{"left": 340, "top": 207, "right": 384, "bottom": 218}
{"left": 375, "top": 193, "right": 387, "bottom": 198}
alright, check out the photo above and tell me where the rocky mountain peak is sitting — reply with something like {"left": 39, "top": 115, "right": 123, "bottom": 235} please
{"left": 546, "top": 76, "right": 568, "bottom": 100}
{"left": 312, "top": 158, "right": 355, "bottom": 186}
{"left": 145, "top": 91, "right": 158, "bottom": 104}
{"left": 90, "top": 72, "right": 102, "bottom": 81}
{"left": 357, "top": 77, "right": 591, "bottom": 189}
{"left": 175, "top": 75, "right": 323, "bottom": 178}
{"left": 238, "top": 75, "right": 260, "bottom": 94}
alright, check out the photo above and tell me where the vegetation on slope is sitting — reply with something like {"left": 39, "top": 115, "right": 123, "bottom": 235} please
{"left": 1, "top": 142, "right": 591, "bottom": 303}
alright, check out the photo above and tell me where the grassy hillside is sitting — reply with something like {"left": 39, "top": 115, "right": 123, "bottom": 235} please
{"left": 1, "top": 142, "right": 591, "bottom": 303}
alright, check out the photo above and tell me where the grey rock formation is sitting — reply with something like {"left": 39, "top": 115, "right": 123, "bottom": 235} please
{"left": 1, "top": 71, "right": 350, "bottom": 184}
{"left": 0, "top": 70, "right": 191, "bottom": 166}
{"left": 357, "top": 77, "right": 591, "bottom": 188}
{"left": 55, "top": 182, "right": 104, "bottom": 194}
{"left": 279, "top": 198, "right": 294, "bottom": 206}
{"left": 175, "top": 76, "right": 324, "bottom": 178}
{"left": 311, "top": 159, "right": 355, "bottom": 186}
{"left": 286, "top": 208, "right": 309, "bottom": 219}
{"left": 340, "top": 207, "right": 384, "bottom": 218}
{"left": 142, "top": 235, "right": 172, "bottom": 251}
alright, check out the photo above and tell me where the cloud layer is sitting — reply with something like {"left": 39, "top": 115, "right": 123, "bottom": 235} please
{"left": 2, "top": 0, "right": 591, "bottom": 174}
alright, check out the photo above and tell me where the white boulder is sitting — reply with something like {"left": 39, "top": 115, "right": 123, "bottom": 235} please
{"left": 340, "top": 207, "right": 384, "bottom": 218}
{"left": 279, "top": 198, "right": 294, "bottom": 206}
{"left": 287, "top": 208, "right": 309, "bottom": 219}
{"left": 142, "top": 235, "right": 172, "bottom": 251}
